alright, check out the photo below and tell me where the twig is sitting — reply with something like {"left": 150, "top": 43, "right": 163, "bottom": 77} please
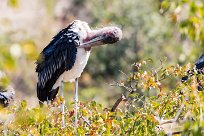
{"left": 118, "top": 70, "right": 129, "bottom": 78}
{"left": 174, "top": 103, "right": 184, "bottom": 122}
{"left": 155, "top": 103, "right": 185, "bottom": 136}
{"left": 164, "top": 131, "right": 182, "bottom": 136}
{"left": 156, "top": 118, "right": 189, "bottom": 136}
{"left": 169, "top": 103, "right": 184, "bottom": 136}
{"left": 157, "top": 120, "right": 184, "bottom": 136}
{"left": 111, "top": 94, "right": 127, "bottom": 112}
{"left": 110, "top": 82, "right": 135, "bottom": 93}
{"left": 159, "top": 119, "right": 175, "bottom": 125}
{"left": 81, "top": 116, "right": 91, "bottom": 127}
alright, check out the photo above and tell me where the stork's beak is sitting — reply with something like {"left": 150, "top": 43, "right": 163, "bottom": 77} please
{"left": 78, "top": 26, "right": 122, "bottom": 48}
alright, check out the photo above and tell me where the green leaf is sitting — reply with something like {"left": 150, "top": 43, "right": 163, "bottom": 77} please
{"left": 21, "top": 100, "right": 27, "bottom": 109}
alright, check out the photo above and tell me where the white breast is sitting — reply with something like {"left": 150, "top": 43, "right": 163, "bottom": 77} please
{"left": 52, "top": 48, "right": 90, "bottom": 89}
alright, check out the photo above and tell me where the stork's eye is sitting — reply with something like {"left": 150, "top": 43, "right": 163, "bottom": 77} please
{"left": 79, "top": 28, "right": 82, "bottom": 31}
{"left": 113, "top": 31, "right": 118, "bottom": 36}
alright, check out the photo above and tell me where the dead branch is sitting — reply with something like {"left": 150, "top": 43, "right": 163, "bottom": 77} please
{"left": 80, "top": 116, "right": 91, "bottom": 127}
{"left": 164, "top": 131, "right": 182, "bottom": 136}
{"left": 110, "top": 81, "right": 135, "bottom": 93}
{"left": 111, "top": 94, "right": 127, "bottom": 112}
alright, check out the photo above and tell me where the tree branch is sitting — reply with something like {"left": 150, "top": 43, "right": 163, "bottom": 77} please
{"left": 164, "top": 131, "right": 182, "bottom": 136}
{"left": 111, "top": 94, "right": 127, "bottom": 112}
{"left": 80, "top": 116, "right": 91, "bottom": 127}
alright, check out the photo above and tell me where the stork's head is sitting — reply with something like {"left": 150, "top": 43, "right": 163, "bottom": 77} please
{"left": 69, "top": 20, "right": 122, "bottom": 49}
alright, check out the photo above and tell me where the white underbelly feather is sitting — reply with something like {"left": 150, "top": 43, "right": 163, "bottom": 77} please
{"left": 52, "top": 49, "right": 90, "bottom": 89}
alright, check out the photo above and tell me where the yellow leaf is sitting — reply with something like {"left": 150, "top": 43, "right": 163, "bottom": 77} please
{"left": 8, "top": 0, "right": 19, "bottom": 8}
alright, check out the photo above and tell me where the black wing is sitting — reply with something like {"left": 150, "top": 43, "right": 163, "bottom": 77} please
{"left": 182, "top": 54, "right": 204, "bottom": 86}
{"left": 36, "top": 29, "right": 79, "bottom": 102}
{"left": 0, "top": 87, "right": 15, "bottom": 107}
{"left": 195, "top": 54, "right": 204, "bottom": 70}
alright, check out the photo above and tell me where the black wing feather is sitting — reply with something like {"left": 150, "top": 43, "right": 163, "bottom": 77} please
{"left": 195, "top": 54, "right": 204, "bottom": 70}
{"left": 36, "top": 29, "right": 79, "bottom": 102}
{"left": 0, "top": 87, "right": 15, "bottom": 107}
{"left": 181, "top": 54, "right": 204, "bottom": 82}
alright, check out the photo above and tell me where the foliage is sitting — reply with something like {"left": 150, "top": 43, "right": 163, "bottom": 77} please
{"left": 86, "top": 0, "right": 178, "bottom": 78}
{"left": 0, "top": 60, "right": 203, "bottom": 135}
{"left": 84, "top": 0, "right": 204, "bottom": 82}
{"left": 0, "top": 0, "right": 203, "bottom": 104}
{"left": 160, "top": 0, "right": 204, "bottom": 50}
{"left": 0, "top": 0, "right": 204, "bottom": 135}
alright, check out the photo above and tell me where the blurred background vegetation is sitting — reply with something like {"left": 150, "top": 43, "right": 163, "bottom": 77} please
{"left": 0, "top": 0, "right": 203, "bottom": 107}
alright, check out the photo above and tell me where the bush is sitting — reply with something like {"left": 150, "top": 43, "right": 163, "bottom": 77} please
{"left": 0, "top": 59, "right": 203, "bottom": 135}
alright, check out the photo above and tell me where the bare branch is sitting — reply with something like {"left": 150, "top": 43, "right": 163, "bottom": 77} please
{"left": 159, "top": 119, "right": 175, "bottom": 125}
{"left": 164, "top": 131, "right": 182, "bottom": 136}
{"left": 174, "top": 103, "right": 184, "bottom": 122}
{"left": 111, "top": 94, "right": 127, "bottom": 112}
{"left": 155, "top": 103, "right": 185, "bottom": 136}
{"left": 80, "top": 116, "right": 91, "bottom": 127}
{"left": 118, "top": 70, "right": 129, "bottom": 78}
{"left": 110, "top": 82, "right": 133, "bottom": 93}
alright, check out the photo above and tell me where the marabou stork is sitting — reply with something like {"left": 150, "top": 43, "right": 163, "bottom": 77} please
{"left": 182, "top": 54, "right": 204, "bottom": 90}
{"left": 36, "top": 20, "right": 122, "bottom": 127}
{"left": 0, "top": 71, "right": 15, "bottom": 107}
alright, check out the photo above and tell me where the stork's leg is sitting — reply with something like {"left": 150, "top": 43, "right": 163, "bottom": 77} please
{"left": 47, "top": 98, "right": 51, "bottom": 106}
{"left": 74, "top": 78, "right": 78, "bottom": 131}
{"left": 60, "top": 81, "right": 65, "bottom": 128}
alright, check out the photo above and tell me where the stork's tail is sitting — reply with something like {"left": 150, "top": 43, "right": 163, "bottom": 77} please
{"left": 37, "top": 83, "right": 59, "bottom": 105}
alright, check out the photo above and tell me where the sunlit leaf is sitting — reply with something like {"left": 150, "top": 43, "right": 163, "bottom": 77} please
{"left": 8, "top": 0, "right": 19, "bottom": 8}
{"left": 22, "top": 41, "right": 38, "bottom": 60}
